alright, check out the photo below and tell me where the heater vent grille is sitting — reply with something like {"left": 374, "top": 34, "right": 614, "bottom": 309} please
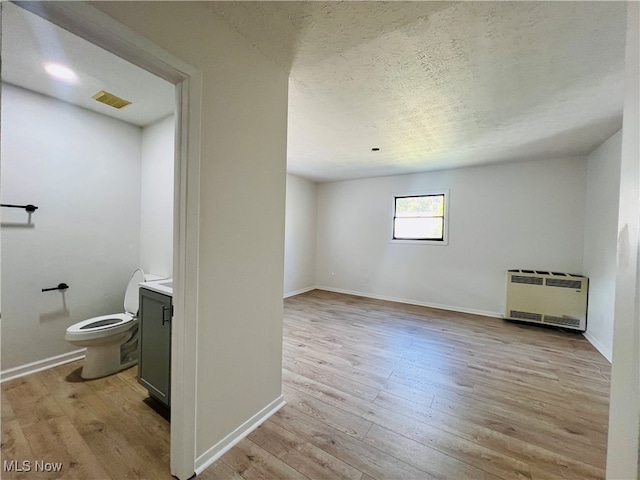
{"left": 505, "top": 270, "right": 587, "bottom": 331}
{"left": 510, "top": 310, "right": 543, "bottom": 322}
{"left": 511, "top": 275, "right": 543, "bottom": 286}
{"left": 544, "top": 315, "right": 581, "bottom": 328}
{"left": 545, "top": 278, "right": 582, "bottom": 289}
{"left": 92, "top": 90, "right": 132, "bottom": 109}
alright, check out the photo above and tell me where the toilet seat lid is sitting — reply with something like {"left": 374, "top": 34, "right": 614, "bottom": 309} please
{"left": 124, "top": 268, "right": 145, "bottom": 315}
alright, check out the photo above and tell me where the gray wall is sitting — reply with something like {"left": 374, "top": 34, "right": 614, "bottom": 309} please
{"left": 1, "top": 83, "right": 142, "bottom": 370}
{"left": 315, "top": 156, "right": 587, "bottom": 317}
{"left": 606, "top": 2, "right": 640, "bottom": 476}
{"left": 93, "top": 1, "right": 289, "bottom": 464}
{"left": 582, "top": 130, "right": 622, "bottom": 361}
{"left": 284, "top": 174, "right": 317, "bottom": 297}
{"left": 140, "top": 114, "right": 174, "bottom": 279}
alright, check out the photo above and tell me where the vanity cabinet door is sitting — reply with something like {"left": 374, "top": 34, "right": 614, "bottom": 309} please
{"left": 138, "top": 288, "right": 171, "bottom": 408}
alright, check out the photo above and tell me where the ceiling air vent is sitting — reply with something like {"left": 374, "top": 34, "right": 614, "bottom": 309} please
{"left": 92, "top": 90, "right": 131, "bottom": 109}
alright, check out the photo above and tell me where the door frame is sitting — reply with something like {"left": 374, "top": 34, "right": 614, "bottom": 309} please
{"left": 11, "top": 2, "right": 202, "bottom": 478}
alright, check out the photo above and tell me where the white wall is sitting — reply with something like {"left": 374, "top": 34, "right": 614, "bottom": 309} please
{"left": 1, "top": 83, "right": 142, "bottom": 370}
{"left": 582, "top": 130, "right": 622, "bottom": 362}
{"left": 140, "top": 115, "right": 174, "bottom": 279}
{"left": 284, "top": 174, "right": 317, "bottom": 296}
{"left": 93, "top": 2, "right": 288, "bottom": 468}
{"left": 607, "top": 2, "right": 640, "bottom": 477}
{"left": 316, "top": 156, "right": 587, "bottom": 317}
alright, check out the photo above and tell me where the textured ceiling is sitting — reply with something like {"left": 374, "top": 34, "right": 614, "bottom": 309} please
{"left": 210, "top": 1, "right": 627, "bottom": 182}
{"left": 2, "top": 2, "right": 628, "bottom": 181}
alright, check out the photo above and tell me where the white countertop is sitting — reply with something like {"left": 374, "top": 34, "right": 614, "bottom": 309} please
{"left": 139, "top": 279, "right": 173, "bottom": 297}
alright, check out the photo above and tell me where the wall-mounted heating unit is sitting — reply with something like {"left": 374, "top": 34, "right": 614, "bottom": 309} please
{"left": 505, "top": 270, "right": 588, "bottom": 331}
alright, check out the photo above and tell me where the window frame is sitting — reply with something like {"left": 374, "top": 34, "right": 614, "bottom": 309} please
{"left": 390, "top": 190, "right": 449, "bottom": 245}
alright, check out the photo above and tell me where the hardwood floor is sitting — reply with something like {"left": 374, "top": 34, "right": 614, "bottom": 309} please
{"left": 2, "top": 290, "right": 610, "bottom": 479}
{"left": 1, "top": 361, "right": 171, "bottom": 479}
{"left": 207, "top": 290, "right": 610, "bottom": 480}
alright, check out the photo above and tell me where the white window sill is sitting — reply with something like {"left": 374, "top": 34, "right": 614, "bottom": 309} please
{"left": 390, "top": 239, "right": 448, "bottom": 246}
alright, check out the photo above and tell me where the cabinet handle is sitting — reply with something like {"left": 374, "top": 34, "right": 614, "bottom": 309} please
{"left": 162, "top": 305, "right": 172, "bottom": 325}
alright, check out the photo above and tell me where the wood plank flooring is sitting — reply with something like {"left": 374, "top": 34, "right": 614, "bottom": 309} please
{"left": 1, "top": 360, "right": 171, "bottom": 479}
{"left": 2, "top": 290, "right": 610, "bottom": 479}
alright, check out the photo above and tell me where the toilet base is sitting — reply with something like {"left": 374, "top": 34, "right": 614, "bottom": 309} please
{"left": 81, "top": 338, "right": 137, "bottom": 380}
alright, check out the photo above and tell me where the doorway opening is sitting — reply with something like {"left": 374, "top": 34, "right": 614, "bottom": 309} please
{"left": 0, "top": 2, "right": 201, "bottom": 478}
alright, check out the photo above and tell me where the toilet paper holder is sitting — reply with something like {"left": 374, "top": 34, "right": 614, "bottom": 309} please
{"left": 42, "top": 283, "right": 69, "bottom": 292}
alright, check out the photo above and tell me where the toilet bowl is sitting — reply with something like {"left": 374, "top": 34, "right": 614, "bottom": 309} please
{"left": 65, "top": 268, "right": 149, "bottom": 379}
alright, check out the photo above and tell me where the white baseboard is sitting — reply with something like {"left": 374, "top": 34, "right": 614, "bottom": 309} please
{"left": 284, "top": 286, "right": 316, "bottom": 298}
{"left": 315, "top": 286, "right": 503, "bottom": 319}
{"left": 315, "top": 286, "right": 612, "bottom": 361}
{"left": 195, "top": 395, "right": 286, "bottom": 475}
{"left": 1, "top": 349, "right": 86, "bottom": 383}
{"left": 582, "top": 331, "right": 612, "bottom": 363}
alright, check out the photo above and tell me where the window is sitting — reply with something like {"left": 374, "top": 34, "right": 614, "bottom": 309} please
{"left": 392, "top": 192, "right": 447, "bottom": 243}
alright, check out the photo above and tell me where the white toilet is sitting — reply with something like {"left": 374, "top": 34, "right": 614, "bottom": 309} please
{"left": 65, "top": 268, "right": 150, "bottom": 380}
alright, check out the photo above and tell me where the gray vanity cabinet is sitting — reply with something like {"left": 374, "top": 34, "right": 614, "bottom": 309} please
{"left": 138, "top": 287, "right": 172, "bottom": 408}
